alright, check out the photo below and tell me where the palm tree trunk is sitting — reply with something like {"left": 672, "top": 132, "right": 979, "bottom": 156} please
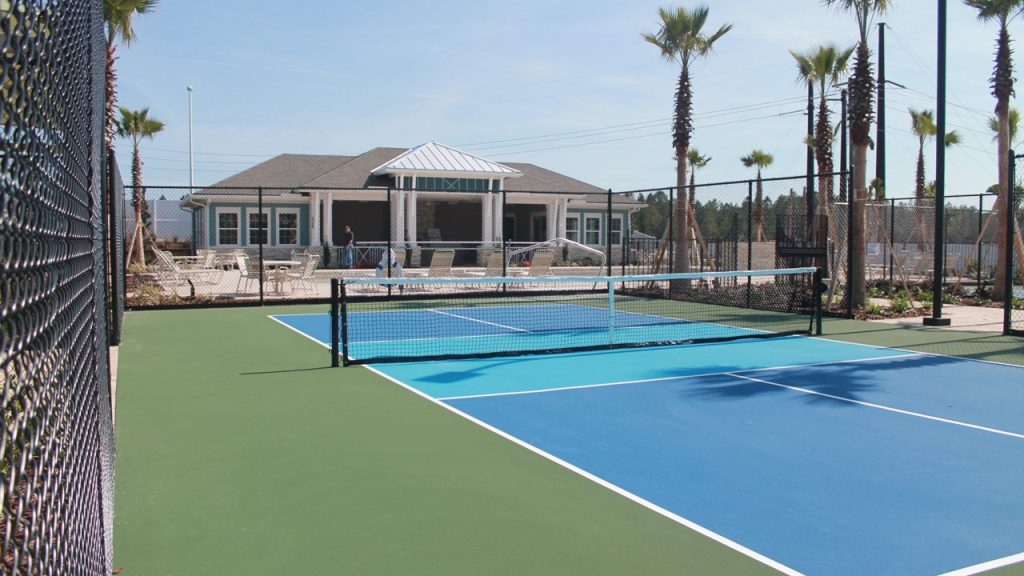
{"left": 847, "top": 40, "right": 874, "bottom": 308}
{"left": 673, "top": 64, "right": 693, "bottom": 276}
{"left": 105, "top": 42, "right": 117, "bottom": 149}
{"left": 995, "top": 98, "right": 1009, "bottom": 301}
{"left": 132, "top": 142, "right": 145, "bottom": 266}
{"left": 675, "top": 146, "right": 690, "bottom": 274}
{"left": 754, "top": 172, "right": 765, "bottom": 242}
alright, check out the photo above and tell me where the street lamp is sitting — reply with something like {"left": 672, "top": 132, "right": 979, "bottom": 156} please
{"left": 187, "top": 85, "right": 194, "bottom": 193}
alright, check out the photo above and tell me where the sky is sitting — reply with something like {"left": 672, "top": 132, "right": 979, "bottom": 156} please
{"left": 115, "top": 0, "right": 1020, "bottom": 207}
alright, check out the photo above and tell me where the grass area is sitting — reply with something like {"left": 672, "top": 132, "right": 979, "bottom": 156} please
{"left": 114, "top": 304, "right": 1024, "bottom": 575}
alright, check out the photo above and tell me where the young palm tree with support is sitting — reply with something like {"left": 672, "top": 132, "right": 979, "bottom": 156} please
{"left": 741, "top": 150, "right": 774, "bottom": 242}
{"left": 687, "top": 148, "right": 712, "bottom": 266}
{"left": 790, "top": 45, "right": 854, "bottom": 214}
{"left": 965, "top": 0, "right": 1023, "bottom": 301}
{"left": 644, "top": 5, "right": 731, "bottom": 276}
{"left": 822, "top": 0, "right": 891, "bottom": 308}
{"left": 118, "top": 107, "right": 165, "bottom": 267}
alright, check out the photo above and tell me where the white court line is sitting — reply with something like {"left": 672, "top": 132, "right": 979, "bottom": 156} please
{"left": 939, "top": 550, "right": 1024, "bottom": 575}
{"left": 810, "top": 334, "right": 1024, "bottom": 370}
{"left": 362, "top": 363, "right": 804, "bottom": 576}
{"left": 437, "top": 353, "right": 922, "bottom": 401}
{"left": 268, "top": 315, "right": 332, "bottom": 348}
{"left": 430, "top": 309, "right": 530, "bottom": 333}
{"left": 727, "top": 372, "right": 1024, "bottom": 440}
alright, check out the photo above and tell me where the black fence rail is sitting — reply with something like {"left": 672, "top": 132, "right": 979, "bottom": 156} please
{"left": 1, "top": 0, "right": 115, "bottom": 574}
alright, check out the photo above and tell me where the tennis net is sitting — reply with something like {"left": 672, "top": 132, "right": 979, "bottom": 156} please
{"left": 332, "top": 268, "right": 822, "bottom": 365}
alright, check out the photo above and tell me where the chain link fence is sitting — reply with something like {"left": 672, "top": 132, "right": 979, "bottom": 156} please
{"left": 1, "top": 0, "right": 115, "bottom": 574}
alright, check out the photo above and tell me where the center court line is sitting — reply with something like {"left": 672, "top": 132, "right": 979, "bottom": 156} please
{"left": 436, "top": 352, "right": 923, "bottom": 401}
{"left": 430, "top": 309, "right": 530, "bottom": 333}
{"left": 727, "top": 372, "right": 1024, "bottom": 440}
{"left": 362, "top": 363, "right": 805, "bottom": 576}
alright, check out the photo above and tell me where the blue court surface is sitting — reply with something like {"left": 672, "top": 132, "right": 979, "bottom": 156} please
{"left": 272, "top": 312, "right": 1024, "bottom": 575}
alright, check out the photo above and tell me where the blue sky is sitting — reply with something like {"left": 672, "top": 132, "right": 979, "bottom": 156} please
{"left": 116, "top": 1, "right": 1017, "bottom": 207}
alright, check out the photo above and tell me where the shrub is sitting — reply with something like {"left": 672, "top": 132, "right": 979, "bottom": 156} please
{"left": 890, "top": 292, "right": 911, "bottom": 314}
{"left": 865, "top": 302, "right": 884, "bottom": 315}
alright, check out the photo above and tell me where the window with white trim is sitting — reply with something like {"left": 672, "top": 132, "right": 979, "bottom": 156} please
{"left": 277, "top": 208, "right": 299, "bottom": 246}
{"left": 584, "top": 215, "right": 602, "bottom": 245}
{"left": 610, "top": 215, "right": 623, "bottom": 245}
{"left": 565, "top": 215, "right": 580, "bottom": 242}
{"left": 248, "top": 210, "right": 268, "bottom": 245}
{"left": 217, "top": 208, "right": 240, "bottom": 246}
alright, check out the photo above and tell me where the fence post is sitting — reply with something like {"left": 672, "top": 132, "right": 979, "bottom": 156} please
{"left": 889, "top": 198, "right": 895, "bottom": 286}
{"left": 747, "top": 180, "right": 753, "bottom": 307}
{"left": 978, "top": 193, "right": 984, "bottom": 290}
{"left": 258, "top": 186, "right": 264, "bottom": 304}
{"left": 668, "top": 188, "right": 674, "bottom": 274}
{"left": 1005, "top": 150, "right": 1016, "bottom": 335}
{"left": 386, "top": 186, "right": 392, "bottom": 297}
{"left": 606, "top": 189, "right": 613, "bottom": 276}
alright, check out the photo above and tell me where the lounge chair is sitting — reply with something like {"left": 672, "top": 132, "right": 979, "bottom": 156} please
{"left": 526, "top": 249, "right": 555, "bottom": 277}
{"left": 466, "top": 250, "right": 504, "bottom": 278}
{"left": 427, "top": 249, "right": 455, "bottom": 277}
{"left": 153, "top": 248, "right": 222, "bottom": 287}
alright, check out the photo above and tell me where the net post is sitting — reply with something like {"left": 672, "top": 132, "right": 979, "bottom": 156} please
{"left": 341, "top": 281, "right": 350, "bottom": 366}
{"left": 387, "top": 186, "right": 393, "bottom": 298}
{"left": 330, "top": 279, "right": 340, "bottom": 367}
{"left": 607, "top": 277, "right": 615, "bottom": 347}
{"left": 813, "top": 267, "right": 824, "bottom": 336}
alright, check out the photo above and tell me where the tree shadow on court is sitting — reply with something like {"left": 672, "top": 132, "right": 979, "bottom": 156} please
{"left": 682, "top": 353, "right": 971, "bottom": 405}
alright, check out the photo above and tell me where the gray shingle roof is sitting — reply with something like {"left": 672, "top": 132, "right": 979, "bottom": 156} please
{"left": 196, "top": 145, "right": 631, "bottom": 201}
{"left": 205, "top": 154, "right": 353, "bottom": 190}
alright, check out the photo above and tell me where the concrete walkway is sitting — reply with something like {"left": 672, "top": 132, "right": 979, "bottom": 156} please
{"left": 868, "top": 304, "right": 1006, "bottom": 333}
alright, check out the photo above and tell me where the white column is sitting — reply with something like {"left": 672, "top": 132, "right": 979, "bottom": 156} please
{"left": 482, "top": 192, "right": 493, "bottom": 246}
{"left": 394, "top": 189, "right": 406, "bottom": 244}
{"left": 547, "top": 202, "right": 558, "bottom": 240}
{"left": 407, "top": 189, "right": 418, "bottom": 246}
{"left": 492, "top": 192, "right": 502, "bottom": 243}
{"left": 310, "top": 192, "right": 321, "bottom": 247}
{"left": 324, "top": 192, "right": 334, "bottom": 245}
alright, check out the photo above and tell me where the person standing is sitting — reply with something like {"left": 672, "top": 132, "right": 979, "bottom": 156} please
{"left": 341, "top": 224, "right": 355, "bottom": 269}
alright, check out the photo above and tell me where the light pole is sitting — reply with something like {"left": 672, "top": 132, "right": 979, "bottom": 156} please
{"left": 925, "top": 0, "right": 950, "bottom": 326}
{"left": 187, "top": 85, "right": 194, "bottom": 192}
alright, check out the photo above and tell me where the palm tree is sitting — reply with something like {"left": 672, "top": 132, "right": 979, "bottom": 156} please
{"left": 822, "top": 0, "right": 891, "bottom": 308}
{"left": 790, "top": 44, "right": 855, "bottom": 206}
{"left": 117, "top": 107, "right": 165, "bottom": 266}
{"left": 644, "top": 5, "right": 732, "bottom": 274}
{"left": 909, "top": 108, "right": 962, "bottom": 200}
{"left": 104, "top": 0, "right": 159, "bottom": 149}
{"left": 965, "top": 0, "right": 1023, "bottom": 300}
{"left": 687, "top": 148, "right": 711, "bottom": 206}
{"left": 988, "top": 107, "right": 1021, "bottom": 147}
{"left": 741, "top": 150, "right": 774, "bottom": 242}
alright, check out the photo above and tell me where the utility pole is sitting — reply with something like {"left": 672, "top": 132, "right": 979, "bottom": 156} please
{"left": 187, "top": 85, "right": 194, "bottom": 193}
